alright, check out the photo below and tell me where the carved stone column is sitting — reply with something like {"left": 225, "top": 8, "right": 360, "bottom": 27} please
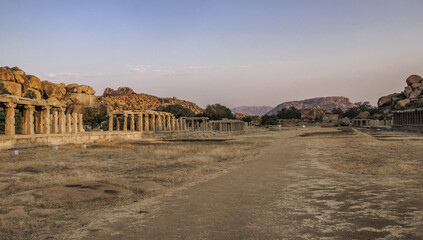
{"left": 66, "top": 113, "right": 72, "bottom": 133}
{"left": 130, "top": 114, "right": 135, "bottom": 131}
{"left": 167, "top": 115, "right": 171, "bottom": 131}
{"left": 109, "top": 115, "right": 114, "bottom": 131}
{"left": 52, "top": 110, "right": 59, "bottom": 133}
{"left": 116, "top": 116, "right": 121, "bottom": 131}
{"left": 72, "top": 112, "right": 78, "bottom": 133}
{"left": 58, "top": 108, "right": 66, "bottom": 134}
{"left": 4, "top": 103, "right": 17, "bottom": 136}
{"left": 78, "top": 113, "right": 84, "bottom": 132}
{"left": 171, "top": 116, "right": 175, "bottom": 131}
{"left": 22, "top": 105, "right": 34, "bottom": 135}
{"left": 157, "top": 114, "right": 162, "bottom": 131}
{"left": 137, "top": 113, "right": 143, "bottom": 132}
{"left": 123, "top": 113, "right": 128, "bottom": 132}
{"left": 43, "top": 106, "right": 51, "bottom": 134}
{"left": 152, "top": 114, "right": 156, "bottom": 131}
{"left": 36, "top": 110, "right": 44, "bottom": 134}
{"left": 144, "top": 113, "right": 149, "bottom": 131}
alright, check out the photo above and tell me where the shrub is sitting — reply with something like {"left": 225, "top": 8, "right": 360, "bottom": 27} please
{"left": 23, "top": 89, "right": 37, "bottom": 99}
{"left": 276, "top": 107, "right": 301, "bottom": 119}
{"left": 260, "top": 115, "right": 278, "bottom": 125}
{"left": 156, "top": 104, "right": 195, "bottom": 118}
{"left": 203, "top": 104, "right": 234, "bottom": 120}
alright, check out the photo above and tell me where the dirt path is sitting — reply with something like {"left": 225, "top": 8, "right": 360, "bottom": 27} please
{"left": 66, "top": 128, "right": 423, "bottom": 239}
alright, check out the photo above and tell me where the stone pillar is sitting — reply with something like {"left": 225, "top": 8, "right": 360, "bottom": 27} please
{"left": 130, "top": 114, "right": 135, "bottom": 131}
{"left": 52, "top": 110, "right": 59, "bottom": 133}
{"left": 36, "top": 110, "right": 44, "bottom": 134}
{"left": 116, "top": 116, "right": 121, "bottom": 131}
{"left": 144, "top": 113, "right": 149, "bottom": 131}
{"left": 171, "top": 116, "right": 175, "bottom": 131}
{"left": 58, "top": 108, "right": 66, "bottom": 134}
{"left": 4, "top": 103, "right": 17, "bottom": 136}
{"left": 43, "top": 106, "right": 51, "bottom": 134}
{"left": 78, "top": 113, "right": 84, "bottom": 132}
{"left": 109, "top": 115, "right": 114, "bottom": 131}
{"left": 72, "top": 112, "right": 78, "bottom": 133}
{"left": 123, "top": 113, "right": 128, "bottom": 132}
{"left": 66, "top": 113, "right": 72, "bottom": 133}
{"left": 137, "top": 113, "right": 143, "bottom": 131}
{"left": 22, "top": 105, "right": 34, "bottom": 135}
{"left": 167, "top": 115, "right": 171, "bottom": 131}
{"left": 150, "top": 114, "right": 155, "bottom": 131}
{"left": 157, "top": 114, "right": 162, "bottom": 131}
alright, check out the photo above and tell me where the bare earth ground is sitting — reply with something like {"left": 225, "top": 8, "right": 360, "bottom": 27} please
{"left": 0, "top": 130, "right": 276, "bottom": 239}
{"left": 2, "top": 127, "right": 423, "bottom": 239}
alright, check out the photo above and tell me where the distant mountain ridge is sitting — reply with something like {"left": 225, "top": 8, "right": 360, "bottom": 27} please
{"left": 266, "top": 96, "right": 354, "bottom": 115}
{"left": 231, "top": 106, "right": 274, "bottom": 116}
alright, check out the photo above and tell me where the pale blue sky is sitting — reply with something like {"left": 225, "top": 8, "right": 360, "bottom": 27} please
{"left": 1, "top": 0, "right": 423, "bottom": 107}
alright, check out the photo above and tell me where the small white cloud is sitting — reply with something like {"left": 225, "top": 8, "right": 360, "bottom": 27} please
{"left": 187, "top": 66, "right": 210, "bottom": 70}
{"left": 128, "top": 65, "right": 148, "bottom": 73}
{"left": 44, "top": 72, "right": 105, "bottom": 81}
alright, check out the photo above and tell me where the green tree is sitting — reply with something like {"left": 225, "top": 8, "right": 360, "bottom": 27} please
{"left": 203, "top": 104, "right": 234, "bottom": 120}
{"left": 156, "top": 104, "right": 195, "bottom": 118}
{"left": 83, "top": 105, "right": 108, "bottom": 130}
{"left": 342, "top": 107, "right": 360, "bottom": 119}
{"left": 23, "top": 89, "right": 37, "bottom": 99}
{"left": 276, "top": 107, "right": 301, "bottom": 119}
{"left": 260, "top": 115, "right": 278, "bottom": 125}
{"left": 332, "top": 108, "right": 344, "bottom": 116}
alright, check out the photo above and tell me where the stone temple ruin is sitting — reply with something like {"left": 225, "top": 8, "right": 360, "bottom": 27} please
{"left": 0, "top": 94, "right": 247, "bottom": 149}
{"left": 0, "top": 94, "right": 84, "bottom": 137}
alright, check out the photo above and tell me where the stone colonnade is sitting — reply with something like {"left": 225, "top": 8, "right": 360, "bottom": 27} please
{"left": 393, "top": 109, "right": 423, "bottom": 126}
{"left": 108, "top": 110, "right": 187, "bottom": 132}
{"left": 0, "top": 95, "right": 84, "bottom": 136}
{"left": 209, "top": 119, "right": 246, "bottom": 131}
{"left": 352, "top": 119, "right": 392, "bottom": 128}
{"left": 185, "top": 117, "right": 209, "bottom": 131}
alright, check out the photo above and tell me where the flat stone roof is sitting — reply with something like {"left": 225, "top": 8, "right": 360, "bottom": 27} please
{"left": 0, "top": 94, "right": 65, "bottom": 108}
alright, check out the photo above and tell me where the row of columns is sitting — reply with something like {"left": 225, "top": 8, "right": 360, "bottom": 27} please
{"left": 2, "top": 103, "right": 84, "bottom": 136}
{"left": 186, "top": 118, "right": 209, "bottom": 131}
{"left": 210, "top": 121, "right": 246, "bottom": 131}
{"left": 394, "top": 110, "right": 423, "bottom": 125}
{"left": 108, "top": 111, "right": 188, "bottom": 132}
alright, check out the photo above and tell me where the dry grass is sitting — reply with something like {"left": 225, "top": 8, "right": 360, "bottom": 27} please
{"left": 0, "top": 130, "right": 277, "bottom": 239}
{"left": 301, "top": 128, "right": 423, "bottom": 176}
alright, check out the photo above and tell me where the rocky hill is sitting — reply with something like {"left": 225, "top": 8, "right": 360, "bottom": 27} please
{"left": 377, "top": 75, "right": 423, "bottom": 110}
{"left": 99, "top": 87, "right": 204, "bottom": 114}
{"left": 0, "top": 66, "right": 99, "bottom": 113}
{"left": 231, "top": 106, "right": 274, "bottom": 116}
{"left": 266, "top": 96, "right": 354, "bottom": 115}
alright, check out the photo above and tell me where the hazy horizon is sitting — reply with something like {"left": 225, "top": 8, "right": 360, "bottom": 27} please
{"left": 1, "top": 0, "right": 423, "bottom": 108}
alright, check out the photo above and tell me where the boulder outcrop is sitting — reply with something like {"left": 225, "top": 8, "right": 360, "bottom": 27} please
{"left": 0, "top": 66, "right": 99, "bottom": 113}
{"left": 378, "top": 74, "right": 423, "bottom": 110}
{"left": 99, "top": 87, "right": 203, "bottom": 114}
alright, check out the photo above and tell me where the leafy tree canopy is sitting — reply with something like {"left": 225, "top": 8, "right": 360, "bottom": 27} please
{"left": 276, "top": 107, "right": 301, "bottom": 119}
{"left": 203, "top": 104, "right": 234, "bottom": 120}
{"left": 83, "top": 104, "right": 108, "bottom": 130}
{"left": 156, "top": 104, "right": 195, "bottom": 118}
{"left": 260, "top": 115, "right": 278, "bottom": 125}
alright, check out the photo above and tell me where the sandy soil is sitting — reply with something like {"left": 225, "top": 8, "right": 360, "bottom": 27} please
{"left": 0, "top": 130, "right": 276, "bottom": 239}
{"left": 2, "top": 127, "right": 423, "bottom": 239}
{"left": 61, "top": 127, "right": 423, "bottom": 240}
